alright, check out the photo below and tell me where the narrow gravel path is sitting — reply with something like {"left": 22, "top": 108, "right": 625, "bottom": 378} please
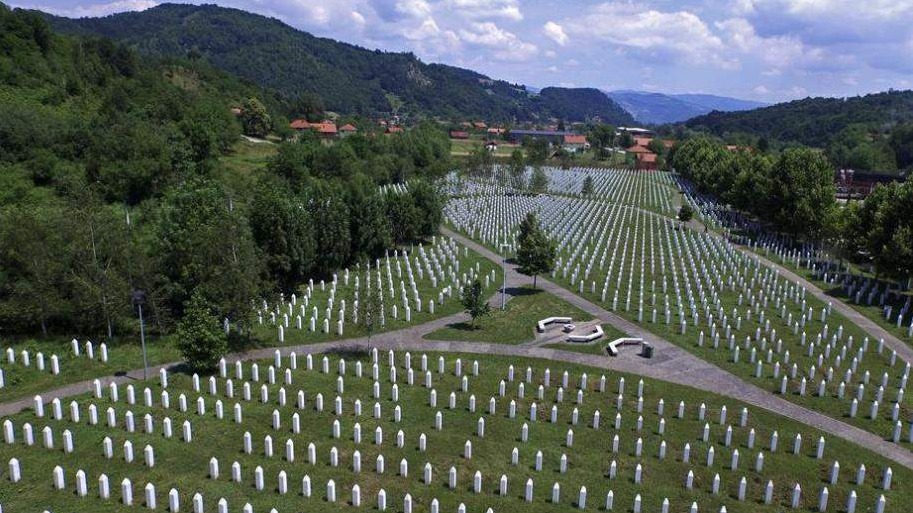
{"left": 2, "top": 229, "right": 912, "bottom": 470}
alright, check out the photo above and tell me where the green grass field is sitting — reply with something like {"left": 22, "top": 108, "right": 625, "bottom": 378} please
{"left": 0, "top": 350, "right": 907, "bottom": 513}
{"left": 424, "top": 287, "right": 593, "bottom": 345}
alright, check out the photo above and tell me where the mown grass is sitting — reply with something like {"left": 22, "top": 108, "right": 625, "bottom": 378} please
{"left": 0, "top": 351, "right": 907, "bottom": 513}
{"left": 424, "top": 287, "right": 593, "bottom": 345}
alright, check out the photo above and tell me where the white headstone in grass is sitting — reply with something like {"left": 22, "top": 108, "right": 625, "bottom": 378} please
{"left": 8, "top": 458, "right": 21, "bottom": 483}
{"left": 99, "top": 474, "right": 110, "bottom": 499}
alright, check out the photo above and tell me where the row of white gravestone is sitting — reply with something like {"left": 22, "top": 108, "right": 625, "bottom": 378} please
{"left": 3, "top": 347, "right": 61, "bottom": 375}
{"left": 69, "top": 338, "right": 109, "bottom": 362}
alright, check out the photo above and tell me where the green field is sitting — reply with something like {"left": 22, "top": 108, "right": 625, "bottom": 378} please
{"left": 424, "top": 287, "right": 593, "bottom": 345}
{"left": 0, "top": 351, "right": 906, "bottom": 513}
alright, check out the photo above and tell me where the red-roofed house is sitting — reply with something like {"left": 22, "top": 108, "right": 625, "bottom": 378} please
{"left": 636, "top": 152, "right": 658, "bottom": 170}
{"left": 627, "top": 145, "right": 652, "bottom": 154}
{"left": 339, "top": 124, "right": 358, "bottom": 136}
{"left": 385, "top": 126, "right": 404, "bottom": 134}
{"left": 563, "top": 134, "right": 589, "bottom": 152}
{"left": 633, "top": 136, "right": 653, "bottom": 147}
{"left": 450, "top": 130, "right": 470, "bottom": 140}
{"left": 473, "top": 121, "right": 487, "bottom": 130}
{"left": 290, "top": 119, "right": 338, "bottom": 138}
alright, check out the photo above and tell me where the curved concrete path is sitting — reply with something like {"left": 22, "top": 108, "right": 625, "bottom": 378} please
{"left": 2, "top": 229, "right": 913, "bottom": 471}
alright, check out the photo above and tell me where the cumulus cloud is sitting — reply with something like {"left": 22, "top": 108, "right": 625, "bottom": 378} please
{"left": 560, "top": 3, "right": 739, "bottom": 69}
{"left": 458, "top": 21, "right": 537, "bottom": 61}
{"left": 543, "top": 21, "right": 568, "bottom": 46}
{"left": 31, "top": 0, "right": 157, "bottom": 17}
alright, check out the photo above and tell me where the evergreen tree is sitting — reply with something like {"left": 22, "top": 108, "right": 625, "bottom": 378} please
{"left": 516, "top": 212, "right": 556, "bottom": 288}
{"left": 460, "top": 278, "right": 490, "bottom": 328}
{"left": 508, "top": 149, "right": 526, "bottom": 189}
{"left": 175, "top": 291, "right": 227, "bottom": 371}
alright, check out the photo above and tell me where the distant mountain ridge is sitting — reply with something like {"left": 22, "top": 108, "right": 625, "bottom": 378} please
{"left": 43, "top": 3, "right": 634, "bottom": 125}
{"left": 683, "top": 90, "right": 913, "bottom": 148}
{"left": 605, "top": 90, "right": 766, "bottom": 124}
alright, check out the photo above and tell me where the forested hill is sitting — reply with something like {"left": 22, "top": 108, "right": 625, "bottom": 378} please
{"left": 43, "top": 3, "right": 634, "bottom": 124}
{"left": 683, "top": 90, "right": 913, "bottom": 148}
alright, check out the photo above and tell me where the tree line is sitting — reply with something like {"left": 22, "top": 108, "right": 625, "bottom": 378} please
{"left": 0, "top": 6, "right": 449, "bottom": 345}
{"left": 672, "top": 136, "right": 913, "bottom": 283}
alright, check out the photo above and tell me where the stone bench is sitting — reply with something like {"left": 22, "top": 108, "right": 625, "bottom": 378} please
{"left": 606, "top": 337, "right": 644, "bottom": 356}
{"left": 567, "top": 325, "right": 605, "bottom": 343}
{"left": 536, "top": 317, "right": 573, "bottom": 333}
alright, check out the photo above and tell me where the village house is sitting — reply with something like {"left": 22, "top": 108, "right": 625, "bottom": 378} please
{"left": 338, "top": 124, "right": 358, "bottom": 137}
{"left": 562, "top": 134, "right": 589, "bottom": 153}
{"left": 450, "top": 130, "right": 470, "bottom": 140}
{"left": 290, "top": 119, "right": 338, "bottom": 139}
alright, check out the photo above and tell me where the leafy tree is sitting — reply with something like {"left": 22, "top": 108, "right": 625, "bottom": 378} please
{"left": 618, "top": 131, "right": 634, "bottom": 149}
{"left": 516, "top": 212, "right": 556, "bottom": 288}
{"left": 529, "top": 166, "right": 549, "bottom": 193}
{"left": 175, "top": 291, "right": 227, "bottom": 371}
{"left": 409, "top": 180, "right": 443, "bottom": 239}
{"left": 249, "top": 181, "right": 316, "bottom": 292}
{"left": 587, "top": 124, "right": 616, "bottom": 159}
{"left": 523, "top": 137, "right": 549, "bottom": 165}
{"left": 678, "top": 203, "right": 694, "bottom": 224}
{"left": 508, "top": 148, "right": 526, "bottom": 188}
{"left": 460, "top": 278, "right": 491, "bottom": 328}
{"left": 307, "top": 181, "right": 351, "bottom": 275}
{"left": 357, "top": 278, "right": 384, "bottom": 343}
{"left": 346, "top": 175, "right": 392, "bottom": 261}
{"left": 581, "top": 175, "right": 595, "bottom": 196}
{"left": 240, "top": 96, "right": 271, "bottom": 138}
{"left": 767, "top": 148, "right": 837, "bottom": 239}
{"left": 385, "top": 190, "right": 420, "bottom": 244}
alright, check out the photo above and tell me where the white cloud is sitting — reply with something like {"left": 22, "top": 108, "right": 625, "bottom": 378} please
{"left": 445, "top": 0, "right": 523, "bottom": 21}
{"left": 560, "top": 3, "right": 738, "bottom": 69}
{"left": 39, "top": 0, "right": 157, "bottom": 17}
{"left": 458, "top": 22, "right": 537, "bottom": 61}
{"left": 753, "top": 84, "right": 770, "bottom": 95}
{"left": 543, "top": 21, "right": 568, "bottom": 46}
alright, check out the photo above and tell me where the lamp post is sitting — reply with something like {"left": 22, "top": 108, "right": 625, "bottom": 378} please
{"left": 500, "top": 243, "right": 511, "bottom": 310}
{"left": 131, "top": 290, "right": 149, "bottom": 381}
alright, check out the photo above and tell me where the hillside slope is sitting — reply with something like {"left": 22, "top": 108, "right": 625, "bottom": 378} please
{"left": 684, "top": 90, "right": 913, "bottom": 147}
{"left": 45, "top": 3, "right": 634, "bottom": 124}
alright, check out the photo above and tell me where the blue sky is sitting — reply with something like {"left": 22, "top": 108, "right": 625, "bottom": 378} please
{"left": 13, "top": 0, "right": 913, "bottom": 102}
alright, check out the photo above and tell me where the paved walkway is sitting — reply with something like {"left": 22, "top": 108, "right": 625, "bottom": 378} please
{"left": 2, "top": 229, "right": 913, "bottom": 470}
{"left": 741, "top": 248, "right": 913, "bottom": 365}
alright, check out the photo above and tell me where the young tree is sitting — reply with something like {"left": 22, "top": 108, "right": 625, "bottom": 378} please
{"left": 460, "top": 278, "right": 490, "bottom": 328}
{"left": 175, "top": 291, "right": 227, "bottom": 371}
{"left": 581, "top": 175, "right": 595, "bottom": 196}
{"left": 516, "top": 212, "right": 556, "bottom": 288}
{"left": 240, "top": 97, "right": 271, "bottom": 138}
{"left": 508, "top": 148, "right": 526, "bottom": 189}
{"left": 528, "top": 166, "right": 549, "bottom": 193}
{"left": 678, "top": 203, "right": 694, "bottom": 224}
{"left": 358, "top": 280, "right": 384, "bottom": 343}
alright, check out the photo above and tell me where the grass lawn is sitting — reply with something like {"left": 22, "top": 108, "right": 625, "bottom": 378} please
{"left": 1, "top": 242, "right": 497, "bottom": 405}
{"left": 251, "top": 242, "right": 500, "bottom": 348}
{"left": 0, "top": 350, "right": 908, "bottom": 513}
{"left": 424, "top": 286, "right": 594, "bottom": 345}
{"left": 0, "top": 336, "right": 181, "bottom": 403}
{"left": 543, "top": 324, "right": 631, "bottom": 355}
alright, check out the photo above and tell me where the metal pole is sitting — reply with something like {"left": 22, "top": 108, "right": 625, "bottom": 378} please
{"left": 500, "top": 243, "right": 509, "bottom": 310}
{"left": 138, "top": 303, "right": 149, "bottom": 381}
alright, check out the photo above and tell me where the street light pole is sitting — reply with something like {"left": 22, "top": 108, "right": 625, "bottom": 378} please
{"left": 132, "top": 290, "right": 149, "bottom": 381}
{"left": 500, "top": 243, "right": 510, "bottom": 310}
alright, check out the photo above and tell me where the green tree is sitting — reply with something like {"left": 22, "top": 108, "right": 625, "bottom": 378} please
{"left": 618, "top": 131, "right": 634, "bottom": 149}
{"left": 516, "top": 212, "right": 556, "bottom": 288}
{"left": 346, "top": 175, "right": 392, "bottom": 260}
{"left": 767, "top": 148, "right": 837, "bottom": 239}
{"left": 678, "top": 203, "right": 694, "bottom": 224}
{"left": 523, "top": 137, "right": 550, "bottom": 165}
{"left": 175, "top": 291, "right": 228, "bottom": 371}
{"left": 508, "top": 148, "right": 526, "bottom": 188}
{"left": 587, "top": 124, "right": 615, "bottom": 159}
{"left": 461, "top": 278, "right": 491, "bottom": 328}
{"left": 529, "top": 166, "right": 549, "bottom": 193}
{"left": 249, "top": 181, "right": 317, "bottom": 292}
{"left": 357, "top": 276, "right": 384, "bottom": 343}
{"left": 581, "top": 175, "right": 595, "bottom": 196}
{"left": 409, "top": 180, "right": 443, "bottom": 239}
{"left": 240, "top": 96, "right": 271, "bottom": 138}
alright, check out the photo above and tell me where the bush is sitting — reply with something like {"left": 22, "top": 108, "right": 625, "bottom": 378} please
{"left": 175, "top": 292, "right": 228, "bottom": 371}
